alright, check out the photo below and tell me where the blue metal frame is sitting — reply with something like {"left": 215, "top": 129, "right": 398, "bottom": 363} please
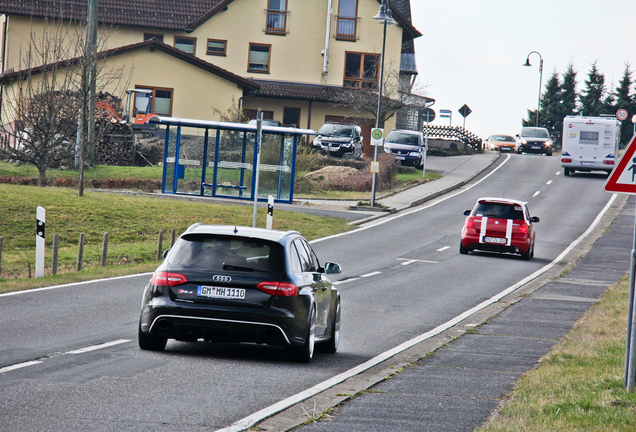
{"left": 151, "top": 116, "right": 314, "bottom": 204}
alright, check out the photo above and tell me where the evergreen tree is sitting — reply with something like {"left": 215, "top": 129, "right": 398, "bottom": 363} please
{"left": 614, "top": 63, "right": 634, "bottom": 146}
{"left": 539, "top": 72, "right": 563, "bottom": 145}
{"left": 579, "top": 61, "right": 607, "bottom": 116}
{"left": 560, "top": 63, "right": 578, "bottom": 118}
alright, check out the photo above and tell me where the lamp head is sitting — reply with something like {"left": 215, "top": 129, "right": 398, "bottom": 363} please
{"left": 523, "top": 58, "right": 532, "bottom": 67}
{"left": 373, "top": 4, "right": 391, "bottom": 22}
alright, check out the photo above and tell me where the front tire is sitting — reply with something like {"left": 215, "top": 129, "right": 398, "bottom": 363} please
{"left": 138, "top": 324, "right": 167, "bottom": 351}
{"left": 288, "top": 307, "right": 316, "bottom": 363}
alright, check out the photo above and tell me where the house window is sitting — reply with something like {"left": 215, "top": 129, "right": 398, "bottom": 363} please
{"left": 244, "top": 109, "right": 274, "bottom": 121}
{"left": 336, "top": 0, "right": 358, "bottom": 40}
{"left": 135, "top": 86, "right": 173, "bottom": 116}
{"left": 174, "top": 36, "right": 196, "bottom": 54}
{"left": 266, "top": 0, "right": 288, "bottom": 34}
{"left": 343, "top": 52, "right": 379, "bottom": 88}
{"left": 144, "top": 33, "right": 164, "bottom": 42}
{"left": 283, "top": 107, "right": 300, "bottom": 127}
{"left": 207, "top": 39, "right": 227, "bottom": 56}
{"left": 248, "top": 43, "right": 271, "bottom": 73}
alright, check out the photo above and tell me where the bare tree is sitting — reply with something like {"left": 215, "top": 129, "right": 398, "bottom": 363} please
{"left": 0, "top": 17, "right": 128, "bottom": 188}
{"left": 333, "top": 62, "right": 426, "bottom": 127}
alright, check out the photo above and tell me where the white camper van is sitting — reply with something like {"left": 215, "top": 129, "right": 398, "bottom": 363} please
{"left": 561, "top": 116, "right": 621, "bottom": 176}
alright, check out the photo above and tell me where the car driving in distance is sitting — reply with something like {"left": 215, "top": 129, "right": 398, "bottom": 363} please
{"left": 312, "top": 122, "right": 363, "bottom": 157}
{"left": 460, "top": 197, "right": 539, "bottom": 260}
{"left": 138, "top": 224, "right": 342, "bottom": 363}
{"left": 516, "top": 127, "right": 553, "bottom": 155}
{"left": 383, "top": 129, "right": 426, "bottom": 167}
{"left": 484, "top": 134, "right": 517, "bottom": 153}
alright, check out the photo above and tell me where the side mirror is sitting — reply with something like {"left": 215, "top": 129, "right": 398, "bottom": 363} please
{"left": 463, "top": 210, "right": 471, "bottom": 216}
{"left": 531, "top": 216, "right": 540, "bottom": 223}
{"left": 324, "top": 262, "right": 342, "bottom": 275}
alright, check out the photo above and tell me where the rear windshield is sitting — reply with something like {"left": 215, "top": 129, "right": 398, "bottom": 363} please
{"left": 318, "top": 124, "right": 354, "bottom": 137}
{"left": 167, "top": 234, "right": 284, "bottom": 273}
{"left": 386, "top": 131, "right": 420, "bottom": 146}
{"left": 473, "top": 202, "right": 524, "bottom": 220}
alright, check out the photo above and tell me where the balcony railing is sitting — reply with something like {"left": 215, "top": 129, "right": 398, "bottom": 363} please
{"left": 266, "top": 10, "right": 289, "bottom": 34}
{"left": 335, "top": 16, "right": 359, "bottom": 40}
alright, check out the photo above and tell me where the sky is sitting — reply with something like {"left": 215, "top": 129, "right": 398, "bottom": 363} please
{"left": 410, "top": 0, "right": 636, "bottom": 139}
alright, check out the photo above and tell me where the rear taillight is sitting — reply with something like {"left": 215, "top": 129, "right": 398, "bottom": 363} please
{"left": 257, "top": 281, "right": 298, "bottom": 297}
{"left": 561, "top": 158, "right": 573, "bottom": 163}
{"left": 604, "top": 160, "right": 614, "bottom": 165}
{"left": 152, "top": 271, "right": 188, "bottom": 287}
{"left": 465, "top": 217, "right": 476, "bottom": 231}
{"left": 515, "top": 222, "right": 529, "bottom": 236}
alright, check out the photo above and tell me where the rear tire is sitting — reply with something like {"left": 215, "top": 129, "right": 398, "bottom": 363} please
{"left": 521, "top": 244, "right": 532, "bottom": 261}
{"left": 459, "top": 241, "right": 469, "bottom": 255}
{"left": 138, "top": 324, "right": 167, "bottom": 351}
{"left": 288, "top": 307, "right": 316, "bottom": 363}
{"left": 564, "top": 167, "right": 571, "bottom": 176}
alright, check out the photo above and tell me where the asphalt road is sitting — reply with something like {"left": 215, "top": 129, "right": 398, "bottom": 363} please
{"left": 0, "top": 154, "right": 616, "bottom": 431}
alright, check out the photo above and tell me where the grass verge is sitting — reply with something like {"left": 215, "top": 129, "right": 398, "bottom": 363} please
{"left": 477, "top": 274, "right": 636, "bottom": 431}
{"left": 0, "top": 183, "right": 354, "bottom": 293}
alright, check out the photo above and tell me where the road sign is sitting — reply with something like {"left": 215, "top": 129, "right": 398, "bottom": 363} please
{"left": 440, "top": 109, "right": 451, "bottom": 118}
{"left": 604, "top": 135, "right": 636, "bottom": 194}
{"left": 617, "top": 109, "right": 629, "bottom": 121}
{"left": 459, "top": 104, "right": 472, "bottom": 118}
{"left": 371, "top": 128, "right": 384, "bottom": 146}
{"left": 422, "top": 108, "right": 435, "bottom": 123}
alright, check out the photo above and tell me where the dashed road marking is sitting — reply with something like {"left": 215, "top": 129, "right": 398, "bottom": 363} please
{"left": 0, "top": 360, "right": 43, "bottom": 374}
{"left": 533, "top": 191, "right": 541, "bottom": 197}
{"left": 436, "top": 246, "right": 450, "bottom": 252}
{"left": 361, "top": 271, "right": 381, "bottom": 278}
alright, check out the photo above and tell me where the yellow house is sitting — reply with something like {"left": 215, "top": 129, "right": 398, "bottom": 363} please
{"left": 0, "top": 0, "right": 430, "bottom": 154}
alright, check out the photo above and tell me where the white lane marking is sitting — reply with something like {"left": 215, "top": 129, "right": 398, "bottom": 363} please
{"left": 1, "top": 339, "right": 132, "bottom": 374}
{"left": 360, "top": 271, "right": 381, "bottom": 278}
{"left": 66, "top": 339, "right": 131, "bottom": 354}
{"left": 311, "top": 154, "right": 513, "bottom": 244}
{"left": 400, "top": 260, "right": 417, "bottom": 266}
{"left": 396, "top": 258, "right": 439, "bottom": 264}
{"left": 556, "top": 171, "right": 561, "bottom": 175}
{"left": 533, "top": 191, "right": 541, "bottom": 197}
{"left": 0, "top": 273, "right": 153, "bottom": 298}
{"left": 215, "top": 193, "right": 619, "bottom": 432}
{"left": 436, "top": 246, "right": 450, "bottom": 252}
{"left": 547, "top": 180, "right": 553, "bottom": 185}
{"left": 0, "top": 360, "right": 43, "bottom": 374}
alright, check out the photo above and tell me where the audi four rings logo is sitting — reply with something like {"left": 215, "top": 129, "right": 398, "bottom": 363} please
{"left": 212, "top": 275, "right": 232, "bottom": 282}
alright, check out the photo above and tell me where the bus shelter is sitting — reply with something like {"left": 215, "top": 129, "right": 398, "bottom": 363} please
{"left": 149, "top": 116, "right": 315, "bottom": 204}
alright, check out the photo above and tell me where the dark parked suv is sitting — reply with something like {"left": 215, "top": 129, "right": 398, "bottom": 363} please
{"left": 138, "top": 224, "right": 342, "bottom": 362}
{"left": 312, "top": 122, "right": 363, "bottom": 157}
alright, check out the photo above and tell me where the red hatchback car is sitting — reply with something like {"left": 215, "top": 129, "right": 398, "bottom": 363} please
{"left": 460, "top": 197, "right": 539, "bottom": 260}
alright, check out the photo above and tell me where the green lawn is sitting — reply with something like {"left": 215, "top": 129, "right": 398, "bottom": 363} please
{"left": 0, "top": 182, "right": 353, "bottom": 292}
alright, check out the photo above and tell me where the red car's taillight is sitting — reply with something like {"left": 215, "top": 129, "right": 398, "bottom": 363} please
{"left": 257, "top": 281, "right": 298, "bottom": 297}
{"left": 465, "top": 216, "right": 476, "bottom": 231}
{"left": 515, "top": 222, "right": 529, "bottom": 236}
{"left": 152, "top": 271, "right": 188, "bottom": 287}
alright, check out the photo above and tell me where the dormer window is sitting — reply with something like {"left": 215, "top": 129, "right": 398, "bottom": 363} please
{"left": 266, "top": 0, "right": 289, "bottom": 34}
{"left": 174, "top": 36, "right": 196, "bottom": 54}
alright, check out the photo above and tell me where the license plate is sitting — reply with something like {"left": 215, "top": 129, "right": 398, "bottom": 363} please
{"left": 484, "top": 236, "right": 506, "bottom": 244}
{"left": 197, "top": 285, "right": 245, "bottom": 300}
{"left": 395, "top": 156, "right": 405, "bottom": 160}
{"left": 581, "top": 161, "right": 594, "bottom": 166}
{"left": 531, "top": 145, "right": 541, "bottom": 150}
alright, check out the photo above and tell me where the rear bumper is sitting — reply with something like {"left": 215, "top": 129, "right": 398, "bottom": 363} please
{"left": 461, "top": 233, "right": 531, "bottom": 254}
{"left": 139, "top": 299, "right": 307, "bottom": 347}
{"left": 561, "top": 161, "right": 613, "bottom": 172}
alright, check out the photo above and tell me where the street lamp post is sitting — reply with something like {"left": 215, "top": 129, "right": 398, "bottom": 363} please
{"left": 523, "top": 51, "right": 543, "bottom": 128}
{"left": 370, "top": 0, "right": 396, "bottom": 207}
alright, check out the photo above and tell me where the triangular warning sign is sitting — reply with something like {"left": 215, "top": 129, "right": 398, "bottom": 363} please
{"left": 604, "top": 135, "right": 636, "bottom": 194}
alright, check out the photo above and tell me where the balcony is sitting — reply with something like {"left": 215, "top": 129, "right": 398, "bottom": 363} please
{"left": 265, "top": 9, "right": 289, "bottom": 34}
{"left": 335, "top": 16, "right": 359, "bottom": 40}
